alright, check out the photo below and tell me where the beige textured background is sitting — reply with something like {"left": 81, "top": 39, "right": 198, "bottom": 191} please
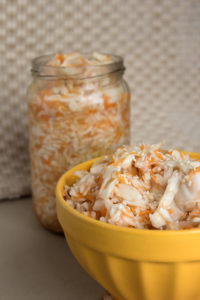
{"left": 0, "top": 0, "right": 200, "bottom": 199}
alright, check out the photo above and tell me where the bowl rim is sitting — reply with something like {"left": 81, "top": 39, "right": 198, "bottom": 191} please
{"left": 56, "top": 152, "right": 200, "bottom": 237}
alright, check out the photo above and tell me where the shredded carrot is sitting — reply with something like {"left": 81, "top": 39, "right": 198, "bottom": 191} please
{"left": 40, "top": 114, "right": 49, "bottom": 122}
{"left": 121, "top": 206, "right": 132, "bottom": 218}
{"left": 110, "top": 157, "right": 126, "bottom": 166}
{"left": 118, "top": 176, "right": 126, "bottom": 184}
{"left": 102, "top": 94, "right": 116, "bottom": 110}
{"left": 154, "top": 150, "right": 164, "bottom": 160}
{"left": 129, "top": 206, "right": 136, "bottom": 214}
{"left": 39, "top": 197, "right": 48, "bottom": 203}
{"left": 188, "top": 167, "right": 200, "bottom": 181}
{"left": 105, "top": 55, "right": 111, "bottom": 60}
{"left": 103, "top": 94, "right": 110, "bottom": 109}
{"left": 140, "top": 144, "right": 144, "bottom": 150}
{"left": 100, "top": 206, "right": 107, "bottom": 217}
{"left": 86, "top": 192, "right": 95, "bottom": 201}
{"left": 122, "top": 111, "right": 128, "bottom": 122}
{"left": 41, "top": 157, "right": 51, "bottom": 166}
{"left": 94, "top": 175, "right": 103, "bottom": 186}
{"left": 40, "top": 89, "right": 52, "bottom": 100}
{"left": 179, "top": 151, "right": 185, "bottom": 160}
{"left": 139, "top": 209, "right": 151, "bottom": 216}
{"left": 196, "top": 167, "right": 200, "bottom": 173}
{"left": 55, "top": 54, "right": 64, "bottom": 64}
{"left": 72, "top": 192, "right": 83, "bottom": 200}
{"left": 151, "top": 175, "right": 157, "bottom": 182}
{"left": 148, "top": 157, "right": 155, "bottom": 165}
{"left": 190, "top": 209, "right": 200, "bottom": 216}
{"left": 121, "top": 210, "right": 131, "bottom": 218}
{"left": 166, "top": 150, "right": 172, "bottom": 155}
{"left": 168, "top": 208, "right": 173, "bottom": 214}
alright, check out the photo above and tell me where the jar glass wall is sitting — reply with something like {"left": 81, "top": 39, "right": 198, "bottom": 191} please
{"left": 27, "top": 52, "right": 130, "bottom": 232}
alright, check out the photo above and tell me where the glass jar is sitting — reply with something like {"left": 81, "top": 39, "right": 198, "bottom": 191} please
{"left": 27, "top": 52, "right": 130, "bottom": 232}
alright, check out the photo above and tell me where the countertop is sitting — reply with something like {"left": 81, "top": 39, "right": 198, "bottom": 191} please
{"left": 0, "top": 197, "right": 103, "bottom": 300}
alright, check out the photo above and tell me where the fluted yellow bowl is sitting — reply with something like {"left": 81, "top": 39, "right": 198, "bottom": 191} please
{"left": 56, "top": 152, "right": 200, "bottom": 300}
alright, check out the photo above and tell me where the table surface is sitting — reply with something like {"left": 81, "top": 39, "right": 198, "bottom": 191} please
{"left": 0, "top": 197, "right": 103, "bottom": 300}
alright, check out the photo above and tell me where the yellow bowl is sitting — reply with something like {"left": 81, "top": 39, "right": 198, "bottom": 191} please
{"left": 56, "top": 153, "right": 200, "bottom": 300}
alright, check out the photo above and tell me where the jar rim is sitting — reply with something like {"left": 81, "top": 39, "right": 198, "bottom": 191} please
{"left": 31, "top": 52, "right": 124, "bottom": 79}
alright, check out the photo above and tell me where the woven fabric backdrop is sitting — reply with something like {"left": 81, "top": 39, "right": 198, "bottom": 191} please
{"left": 0, "top": 0, "right": 200, "bottom": 199}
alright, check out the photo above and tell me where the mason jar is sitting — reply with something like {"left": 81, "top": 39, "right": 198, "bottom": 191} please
{"left": 27, "top": 52, "right": 130, "bottom": 232}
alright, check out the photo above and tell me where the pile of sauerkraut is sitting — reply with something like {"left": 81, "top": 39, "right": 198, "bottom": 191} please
{"left": 28, "top": 52, "right": 129, "bottom": 231}
{"left": 64, "top": 144, "right": 200, "bottom": 230}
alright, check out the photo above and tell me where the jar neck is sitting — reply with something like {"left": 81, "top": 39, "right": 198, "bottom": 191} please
{"left": 32, "top": 70, "right": 125, "bottom": 91}
{"left": 31, "top": 53, "right": 125, "bottom": 81}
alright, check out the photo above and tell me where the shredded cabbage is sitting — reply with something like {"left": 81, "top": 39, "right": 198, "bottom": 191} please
{"left": 28, "top": 52, "right": 130, "bottom": 230}
{"left": 64, "top": 144, "right": 200, "bottom": 230}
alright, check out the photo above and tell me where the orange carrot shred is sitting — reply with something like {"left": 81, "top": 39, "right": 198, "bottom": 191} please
{"left": 101, "top": 206, "right": 107, "bottom": 217}
{"left": 140, "top": 144, "right": 144, "bottom": 150}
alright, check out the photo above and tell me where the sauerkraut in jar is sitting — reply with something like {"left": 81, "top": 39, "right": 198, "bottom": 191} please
{"left": 28, "top": 52, "right": 130, "bottom": 232}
